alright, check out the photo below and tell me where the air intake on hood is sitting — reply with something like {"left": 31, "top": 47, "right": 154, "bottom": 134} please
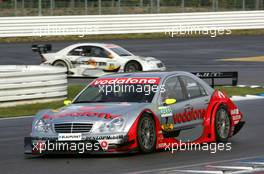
{"left": 54, "top": 123, "right": 93, "bottom": 133}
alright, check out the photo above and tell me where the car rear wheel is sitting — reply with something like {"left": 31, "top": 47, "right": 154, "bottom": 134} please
{"left": 215, "top": 106, "right": 231, "bottom": 142}
{"left": 137, "top": 115, "right": 156, "bottom": 153}
{"left": 124, "top": 61, "right": 142, "bottom": 72}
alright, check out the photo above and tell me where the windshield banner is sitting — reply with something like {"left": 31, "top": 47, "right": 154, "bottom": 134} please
{"left": 91, "top": 77, "right": 160, "bottom": 86}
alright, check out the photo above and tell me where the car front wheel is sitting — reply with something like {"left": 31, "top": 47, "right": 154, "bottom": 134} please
{"left": 124, "top": 61, "right": 142, "bottom": 72}
{"left": 137, "top": 115, "right": 156, "bottom": 153}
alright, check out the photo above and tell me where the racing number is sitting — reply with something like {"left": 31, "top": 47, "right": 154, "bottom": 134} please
{"left": 160, "top": 76, "right": 187, "bottom": 132}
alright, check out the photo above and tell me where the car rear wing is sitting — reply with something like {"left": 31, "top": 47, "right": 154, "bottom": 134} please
{"left": 32, "top": 44, "right": 52, "bottom": 54}
{"left": 32, "top": 44, "right": 52, "bottom": 62}
{"left": 192, "top": 72, "right": 238, "bottom": 87}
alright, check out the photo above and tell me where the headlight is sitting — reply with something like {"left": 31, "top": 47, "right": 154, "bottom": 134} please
{"left": 99, "top": 117, "right": 125, "bottom": 132}
{"left": 33, "top": 119, "right": 52, "bottom": 133}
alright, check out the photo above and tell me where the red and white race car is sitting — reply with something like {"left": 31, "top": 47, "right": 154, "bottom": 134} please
{"left": 25, "top": 71, "right": 244, "bottom": 154}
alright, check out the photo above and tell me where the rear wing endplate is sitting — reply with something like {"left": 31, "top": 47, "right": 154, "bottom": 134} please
{"left": 32, "top": 44, "right": 52, "bottom": 54}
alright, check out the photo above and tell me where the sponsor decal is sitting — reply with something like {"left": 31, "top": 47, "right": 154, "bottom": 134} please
{"left": 159, "top": 106, "right": 173, "bottom": 117}
{"left": 161, "top": 124, "right": 174, "bottom": 131}
{"left": 79, "top": 106, "right": 104, "bottom": 111}
{"left": 58, "top": 133, "right": 82, "bottom": 141}
{"left": 173, "top": 108, "right": 206, "bottom": 124}
{"left": 105, "top": 44, "right": 119, "bottom": 48}
{"left": 42, "top": 112, "right": 120, "bottom": 120}
{"left": 99, "top": 140, "right": 109, "bottom": 151}
{"left": 86, "top": 135, "right": 126, "bottom": 141}
{"left": 103, "top": 64, "right": 120, "bottom": 71}
{"left": 218, "top": 91, "right": 226, "bottom": 98}
{"left": 230, "top": 109, "right": 241, "bottom": 122}
{"left": 161, "top": 108, "right": 206, "bottom": 131}
{"left": 91, "top": 77, "right": 160, "bottom": 86}
{"left": 230, "top": 109, "right": 239, "bottom": 115}
{"left": 86, "top": 59, "right": 97, "bottom": 66}
{"left": 232, "top": 115, "right": 241, "bottom": 120}
{"left": 194, "top": 72, "right": 224, "bottom": 78}
{"left": 234, "top": 120, "right": 240, "bottom": 124}
{"left": 157, "top": 143, "right": 167, "bottom": 148}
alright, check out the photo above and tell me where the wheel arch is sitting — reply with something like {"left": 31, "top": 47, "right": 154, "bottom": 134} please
{"left": 127, "top": 109, "right": 160, "bottom": 151}
{"left": 210, "top": 101, "right": 232, "bottom": 141}
{"left": 52, "top": 59, "right": 72, "bottom": 69}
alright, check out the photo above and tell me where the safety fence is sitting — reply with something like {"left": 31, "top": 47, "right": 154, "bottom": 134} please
{"left": 0, "top": 10, "right": 264, "bottom": 37}
{"left": 0, "top": 65, "right": 67, "bottom": 107}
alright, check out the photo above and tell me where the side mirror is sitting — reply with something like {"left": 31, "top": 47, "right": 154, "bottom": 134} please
{"left": 64, "top": 100, "right": 72, "bottom": 106}
{"left": 164, "top": 98, "right": 176, "bottom": 105}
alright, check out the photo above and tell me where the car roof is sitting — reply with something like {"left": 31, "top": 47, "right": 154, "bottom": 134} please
{"left": 67, "top": 43, "right": 119, "bottom": 48}
{"left": 93, "top": 71, "right": 214, "bottom": 96}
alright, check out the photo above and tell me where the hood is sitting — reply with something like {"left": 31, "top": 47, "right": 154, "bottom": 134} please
{"left": 122, "top": 55, "right": 160, "bottom": 62}
{"left": 39, "top": 102, "right": 150, "bottom": 124}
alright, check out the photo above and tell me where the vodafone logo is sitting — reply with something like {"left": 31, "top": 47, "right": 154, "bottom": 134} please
{"left": 92, "top": 77, "right": 160, "bottom": 85}
{"left": 100, "top": 140, "right": 109, "bottom": 151}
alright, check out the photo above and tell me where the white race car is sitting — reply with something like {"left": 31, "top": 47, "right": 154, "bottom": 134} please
{"left": 32, "top": 43, "right": 166, "bottom": 77}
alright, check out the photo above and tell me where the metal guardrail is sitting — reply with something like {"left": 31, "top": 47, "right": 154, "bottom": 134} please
{"left": 0, "top": 65, "right": 67, "bottom": 107}
{"left": 0, "top": 11, "right": 264, "bottom": 37}
{"left": 1, "top": 0, "right": 264, "bottom": 16}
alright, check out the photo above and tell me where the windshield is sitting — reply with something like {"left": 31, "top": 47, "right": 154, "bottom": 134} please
{"left": 74, "top": 77, "right": 161, "bottom": 103}
{"left": 110, "top": 47, "right": 132, "bottom": 56}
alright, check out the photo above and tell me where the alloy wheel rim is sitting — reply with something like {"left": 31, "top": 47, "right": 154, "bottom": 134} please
{"left": 216, "top": 109, "right": 230, "bottom": 139}
{"left": 140, "top": 118, "right": 155, "bottom": 149}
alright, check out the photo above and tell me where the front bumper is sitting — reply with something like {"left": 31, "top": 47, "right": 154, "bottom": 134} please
{"left": 141, "top": 61, "right": 166, "bottom": 72}
{"left": 142, "top": 66, "right": 166, "bottom": 72}
{"left": 24, "top": 135, "right": 136, "bottom": 155}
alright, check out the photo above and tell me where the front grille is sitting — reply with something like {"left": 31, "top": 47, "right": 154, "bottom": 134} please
{"left": 54, "top": 123, "right": 93, "bottom": 133}
{"left": 157, "top": 63, "right": 163, "bottom": 68}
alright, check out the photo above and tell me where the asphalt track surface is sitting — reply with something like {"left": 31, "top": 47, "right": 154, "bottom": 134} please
{"left": 0, "top": 99, "right": 264, "bottom": 174}
{"left": 0, "top": 36, "right": 264, "bottom": 85}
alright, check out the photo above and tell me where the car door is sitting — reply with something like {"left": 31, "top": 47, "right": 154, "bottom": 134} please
{"left": 84, "top": 46, "right": 120, "bottom": 74}
{"left": 176, "top": 75, "right": 210, "bottom": 142}
{"left": 66, "top": 46, "right": 91, "bottom": 61}
{"left": 179, "top": 75, "right": 209, "bottom": 119}
{"left": 159, "top": 75, "right": 190, "bottom": 138}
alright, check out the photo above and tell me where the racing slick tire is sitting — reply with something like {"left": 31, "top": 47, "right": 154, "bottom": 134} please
{"left": 137, "top": 114, "right": 156, "bottom": 153}
{"left": 215, "top": 106, "right": 231, "bottom": 142}
{"left": 124, "top": 61, "right": 142, "bottom": 72}
{"left": 52, "top": 60, "right": 70, "bottom": 74}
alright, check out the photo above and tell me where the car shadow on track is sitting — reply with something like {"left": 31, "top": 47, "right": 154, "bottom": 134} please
{"left": 24, "top": 149, "right": 168, "bottom": 159}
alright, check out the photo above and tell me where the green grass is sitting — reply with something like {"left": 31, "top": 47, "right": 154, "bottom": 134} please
{"left": 0, "top": 85, "right": 263, "bottom": 118}
{"left": 1, "top": 29, "right": 264, "bottom": 43}
{"left": 215, "top": 86, "right": 264, "bottom": 97}
{"left": 0, "top": 85, "right": 85, "bottom": 118}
